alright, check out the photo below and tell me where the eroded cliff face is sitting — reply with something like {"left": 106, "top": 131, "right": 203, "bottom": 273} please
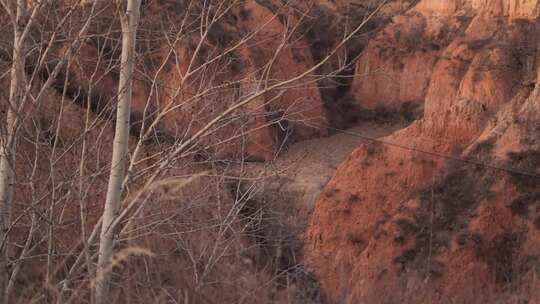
{"left": 55, "top": 0, "right": 331, "bottom": 162}
{"left": 307, "top": 1, "right": 540, "bottom": 303}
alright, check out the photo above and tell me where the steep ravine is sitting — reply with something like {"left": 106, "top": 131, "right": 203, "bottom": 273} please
{"left": 226, "top": 119, "right": 411, "bottom": 303}
{"left": 1, "top": 1, "right": 539, "bottom": 303}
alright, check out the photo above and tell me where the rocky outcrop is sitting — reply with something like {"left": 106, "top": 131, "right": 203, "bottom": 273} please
{"left": 153, "top": 1, "right": 329, "bottom": 160}
{"left": 351, "top": 11, "right": 468, "bottom": 108}
{"left": 58, "top": 0, "right": 328, "bottom": 161}
{"left": 307, "top": 1, "right": 540, "bottom": 303}
{"left": 351, "top": 0, "right": 539, "bottom": 110}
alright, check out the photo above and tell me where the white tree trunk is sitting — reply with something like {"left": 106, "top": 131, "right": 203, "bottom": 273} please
{"left": 0, "top": 1, "right": 26, "bottom": 302}
{"left": 95, "top": 1, "right": 141, "bottom": 303}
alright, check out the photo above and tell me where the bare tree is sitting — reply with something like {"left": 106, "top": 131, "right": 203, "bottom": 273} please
{"left": 0, "top": 1, "right": 25, "bottom": 302}
{"left": 95, "top": 1, "right": 142, "bottom": 303}
{"left": 0, "top": 1, "right": 42, "bottom": 302}
{"left": 0, "top": 0, "right": 99, "bottom": 302}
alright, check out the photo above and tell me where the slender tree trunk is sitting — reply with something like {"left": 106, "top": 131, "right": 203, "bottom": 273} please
{"left": 95, "top": 1, "right": 141, "bottom": 303}
{"left": 0, "top": 1, "right": 26, "bottom": 303}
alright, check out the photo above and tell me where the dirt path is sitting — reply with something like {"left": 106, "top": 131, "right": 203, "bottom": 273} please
{"left": 242, "top": 121, "right": 407, "bottom": 212}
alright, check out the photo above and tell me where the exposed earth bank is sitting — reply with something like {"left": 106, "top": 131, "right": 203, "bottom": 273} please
{"left": 306, "top": 0, "right": 540, "bottom": 303}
